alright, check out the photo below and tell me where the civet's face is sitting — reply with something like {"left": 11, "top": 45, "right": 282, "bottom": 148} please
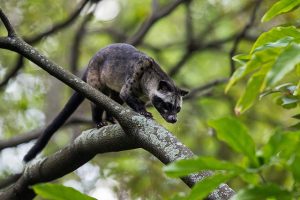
{"left": 152, "top": 81, "right": 188, "bottom": 123}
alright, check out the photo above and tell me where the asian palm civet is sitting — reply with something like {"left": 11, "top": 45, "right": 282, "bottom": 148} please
{"left": 24, "top": 43, "right": 189, "bottom": 162}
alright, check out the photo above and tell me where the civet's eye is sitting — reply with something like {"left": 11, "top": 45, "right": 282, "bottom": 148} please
{"left": 163, "top": 102, "right": 172, "bottom": 111}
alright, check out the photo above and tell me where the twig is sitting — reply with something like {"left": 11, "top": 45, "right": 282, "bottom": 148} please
{"left": 70, "top": 12, "right": 94, "bottom": 74}
{"left": 88, "top": 27, "right": 127, "bottom": 42}
{"left": 168, "top": 34, "right": 238, "bottom": 77}
{"left": 0, "top": 0, "right": 90, "bottom": 89}
{"left": 127, "top": 0, "right": 185, "bottom": 45}
{"left": 0, "top": 9, "right": 16, "bottom": 37}
{"left": 229, "top": 0, "right": 262, "bottom": 75}
{"left": 24, "top": 0, "right": 89, "bottom": 44}
{"left": 185, "top": 78, "right": 228, "bottom": 100}
{"left": 0, "top": 117, "right": 92, "bottom": 151}
{"left": 0, "top": 55, "right": 23, "bottom": 89}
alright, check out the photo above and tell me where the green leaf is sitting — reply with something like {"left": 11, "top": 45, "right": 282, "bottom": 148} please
{"left": 267, "top": 43, "right": 300, "bottom": 86}
{"left": 289, "top": 122, "right": 300, "bottom": 130}
{"left": 164, "top": 156, "right": 244, "bottom": 178}
{"left": 232, "top": 54, "right": 251, "bottom": 65}
{"left": 251, "top": 26, "right": 300, "bottom": 53}
{"left": 231, "top": 184, "right": 292, "bottom": 200}
{"left": 227, "top": 37, "right": 287, "bottom": 94}
{"left": 281, "top": 96, "right": 299, "bottom": 106}
{"left": 225, "top": 65, "right": 246, "bottom": 93}
{"left": 292, "top": 113, "right": 300, "bottom": 119}
{"left": 208, "top": 117, "right": 258, "bottom": 166}
{"left": 32, "top": 183, "right": 96, "bottom": 200}
{"left": 290, "top": 154, "right": 300, "bottom": 182}
{"left": 187, "top": 173, "right": 236, "bottom": 200}
{"left": 262, "top": 0, "right": 300, "bottom": 22}
{"left": 239, "top": 173, "right": 260, "bottom": 185}
{"left": 263, "top": 130, "right": 300, "bottom": 162}
{"left": 252, "top": 36, "right": 294, "bottom": 53}
{"left": 235, "top": 74, "right": 265, "bottom": 114}
{"left": 293, "top": 80, "right": 300, "bottom": 96}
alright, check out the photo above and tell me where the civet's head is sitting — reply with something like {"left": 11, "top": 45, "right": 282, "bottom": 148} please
{"left": 151, "top": 80, "right": 188, "bottom": 123}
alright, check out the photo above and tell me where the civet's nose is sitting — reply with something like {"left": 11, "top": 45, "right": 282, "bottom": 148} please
{"left": 167, "top": 115, "right": 177, "bottom": 123}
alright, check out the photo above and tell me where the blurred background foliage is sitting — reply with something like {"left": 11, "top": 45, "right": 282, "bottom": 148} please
{"left": 0, "top": 0, "right": 298, "bottom": 199}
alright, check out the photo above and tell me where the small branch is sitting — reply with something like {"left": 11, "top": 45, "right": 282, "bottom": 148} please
{"left": 24, "top": 0, "right": 89, "bottom": 44}
{"left": 88, "top": 27, "right": 127, "bottom": 42}
{"left": 0, "top": 9, "right": 16, "bottom": 37}
{"left": 70, "top": 13, "right": 93, "bottom": 74}
{"left": 169, "top": 51, "right": 192, "bottom": 77}
{"left": 0, "top": 0, "right": 90, "bottom": 89}
{"left": 185, "top": 78, "right": 228, "bottom": 100}
{"left": 167, "top": 1, "right": 194, "bottom": 78}
{"left": 185, "top": 0, "right": 193, "bottom": 47}
{"left": 168, "top": 34, "right": 237, "bottom": 77}
{"left": 127, "top": 0, "right": 185, "bottom": 45}
{"left": 229, "top": 0, "right": 262, "bottom": 75}
{"left": 0, "top": 117, "right": 92, "bottom": 151}
{"left": 0, "top": 55, "right": 23, "bottom": 89}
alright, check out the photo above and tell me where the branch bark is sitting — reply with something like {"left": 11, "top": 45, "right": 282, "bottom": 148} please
{"left": 0, "top": 9, "right": 235, "bottom": 199}
{"left": 0, "top": 125, "right": 234, "bottom": 200}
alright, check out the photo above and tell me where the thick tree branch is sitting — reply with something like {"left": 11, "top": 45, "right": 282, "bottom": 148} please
{"left": 0, "top": 117, "right": 92, "bottom": 151}
{"left": 0, "top": 174, "right": 22, "bottom": 189}
{"left": 0, "top": 125, "right": 234, "bottom": 200}
{"left": 0, "top": 9, "right": 235, "bottom": 199}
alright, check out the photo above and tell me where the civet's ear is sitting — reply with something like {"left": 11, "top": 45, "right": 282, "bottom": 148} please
{"left": 179, "top": 89, "right": 189, "bottom": 96}
{"left": 158, "top": 80, "right": 173, "bottom": 92}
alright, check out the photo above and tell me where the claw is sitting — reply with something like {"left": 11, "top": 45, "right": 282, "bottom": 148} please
{"left": 139, "top": 111, "right": 153, "bottom": 119}
{"left": 96, "top": 121, "right": 108, "bottom": 128}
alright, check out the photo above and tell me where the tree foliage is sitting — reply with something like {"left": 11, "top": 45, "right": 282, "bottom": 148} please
{"left": 165, "top": 1, "right": 300, "bottom": 199}
{"left": 1, "top": 0, "right": 300, "bottom": 199}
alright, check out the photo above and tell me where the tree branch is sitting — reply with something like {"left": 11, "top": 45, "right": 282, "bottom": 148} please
{"left": 0, "top": 9, "right": 235, "bottom": 199}
{"left": 24, "top": 0, "right": 90, "bottom": 44}
{"left": 229, "top": 0, "right": 262, "bottom": 75}
{"left": 0, "top": 174, "right": 22, "bottom": 189}
{"left": 0, "top": 0, "right": 90, "bottom": 89}
{"left": 70, "top": 12, "right": 94, "bottom": 74}
{"left": 0, "top": 117, "right": 92, "bottom": 151}
{"left": 127, "top": 0, "right": 185, "bottom": 45}
{"left": 0, "top": 9, "right": 16, "bottom": 37}
{"left": 0, "top": 125, "right": 234, "bottom": 200}
{"left": 185, "top": 78, "right": 229, "bottom": 100}
{"left": 168, "top": 34, "right": 237, "bottom": 77}
{"left": 0, "top": 55, "right": 23, "bottom": 89}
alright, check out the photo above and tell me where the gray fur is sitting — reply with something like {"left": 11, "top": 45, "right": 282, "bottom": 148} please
{"left": 87, "top": 43, "right": 188, "bottom": 125}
